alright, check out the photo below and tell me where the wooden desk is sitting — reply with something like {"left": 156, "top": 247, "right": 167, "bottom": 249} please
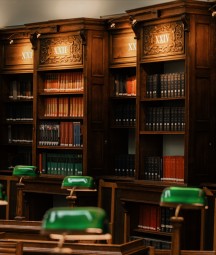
{"left": 201, "top": 184, "right": 216, "bottom": 250}
{"left": 0, "top": 238, "right": 152, "bottom": 255}
{"left": 14, "top": 175, "right": 97, "bottom": 220}
{"left": 0, "top": 220, "right": 49, "bottom": 241}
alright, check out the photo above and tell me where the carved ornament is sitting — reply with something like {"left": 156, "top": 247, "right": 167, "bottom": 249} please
{"left": 142, "top": 21, "right": 184, "bottom": 58}
{"left": 39, "top": 35, "right": 83, "bottom": 65}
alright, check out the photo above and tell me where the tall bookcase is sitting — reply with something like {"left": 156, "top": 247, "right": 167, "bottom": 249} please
{"left": 113, "top": 0, "right": 216, "bottom": 249}
{"left": 98, "top": 16, "right": 137, "bottom": 243}
{"left": 131, "top": 0, "right": 216, "bottom": 185}
{"left": 106, "top": 15, "right": 137, "bottom": 179}
{"left": 0, "top": 27, "right": 34, "bottom": 173}
{"left": 25, "top": 18, "right": 108, "bottom": 178}
{"left": 0, "top": 19, "right": 108, "bottom": 220}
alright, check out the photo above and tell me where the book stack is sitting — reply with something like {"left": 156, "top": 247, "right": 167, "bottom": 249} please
{"left": 113, "top": 102, "right": 136, "bottom": 127}
{"left": 114, "top": 73, "right": 136, "bottom": 96}
{"left": 6, "top": 103, "right": 33, "bottom": 121}
{"left": 114, "top": 154, "right": 135, "bottom": 177}
{"left": 146, "top": 72, "right": 185, "bottom": 98}
{"left": 145, "top": 105, "right": 185, "bottom": 131}
{"left": 38, "top": 121, "right": 83, "bottom": 147}
{"left": 143, "top": 156, "right": 184, "bottom": 183}
{"left": 39, "top": 152, "right": 83, "bottom": 175}
{"left": 9, "top": 79, "right": 33, "bottom": 100}
{"left": 43, "top": 97, "right": 83, "bottom": 117}
{"left": 138, "top": 204, "right": 173, "bottom": 233}
{"left": 44, "top": 72, "right": 84, "bottom": 92}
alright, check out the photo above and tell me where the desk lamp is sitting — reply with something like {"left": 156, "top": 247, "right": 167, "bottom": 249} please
{"left": 12, "top": 165, "right": 38, "bottom": 185}
{"left": 12, "top": 165, "right": 38, "bottom": 220}
{"left": 0, "top": 183, "right": 8, "bottom": 205}
{"left": 160, "top": 186, "right": 207, "bottom": 255}
{"left": 41, "top": 206, "right": 112, "bottom": 253}
{"left": 61, "top": 176, "right": 97, "bottom": 207}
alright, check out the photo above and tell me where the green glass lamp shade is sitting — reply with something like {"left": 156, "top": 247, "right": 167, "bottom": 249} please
{"left": 13, "top": 165, "right": 38, "bottom": 177}
{"left": 61, "top": 176, "right": 96, "bottom": 191}
{"left": 160, "top": 186, "right": 207, "bottom": 209}
{"left": 0, "top": 183, "right": 8, "bottom": 205}
{"left": 41, "top": 207, "right": 110, "bottom": 235}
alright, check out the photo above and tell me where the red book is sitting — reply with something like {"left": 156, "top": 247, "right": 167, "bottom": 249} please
{"left": 170, "top": 156, "right": 176, "bottom": 182}
{"left": 68, "top": 122, "right": 74, "bottom": 147}
{"left": 150, "top": 205, "right": 157, "bottom": 231}
{"left": 143, "top": 204, "right": 151, "bottom": 230}
{"left": 162, "top": 156, "right": 170, "bottom": 181}
{"left": 175, "top": 156, "right": 184, "bottom": 183}
{"left": 126, "top": 77, "right": 133, "bottom": 95}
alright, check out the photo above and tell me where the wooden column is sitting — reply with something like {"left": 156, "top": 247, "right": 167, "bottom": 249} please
{"left": 170, "top": 216, "right": 184, "bottom": 255}
{"left": 15, "top": 183, "right": 25, "bottom": 220}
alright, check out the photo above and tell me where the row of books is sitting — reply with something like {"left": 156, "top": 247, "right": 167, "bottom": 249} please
{"left": 141, "top": 237, "right": 171, "bottom": 249}
{"left": 44, "top": 72, "right": 84, "bottom": 92}
{"left": 38, "top": 121, "right": 83, "bottom": 147}
{"left": 8, "top": 80, "right": 33, "bottom": 100}
{"left": 8, "top": 125, "right": 33, "bottom": 144}
{"left": 114, "top": 74, "right": 136, "bottom": 96}
{"left": 114, "top": 154, "right": 135, "bottom": 177}
{"left": 145, "top": 106, "right": 185, "bottom": 131}
{"left": 146, "top": 72, "right": 185, "bottom": 98}
{"left": 143, "top": 156, "right": 184, "bottom": 183}
{"left": 6, "top": 104, "right": 33, "bottom": 121}
{"left": 8, "top": 149, "right": 32, "bottom": 168}
{"left": 138, "top": 204, "right": 174, "bottom": 233}
{"left": 43, "top": 97, "right": 83, "bottom": 117}
{"left": 39, "top": 152, "right": 82, "bottom": 175}
{"left": 130, "top": 236, "right": 171, "bottom": 250}
{"left": 112, "top": 102, "right": 136, "bottom": 127}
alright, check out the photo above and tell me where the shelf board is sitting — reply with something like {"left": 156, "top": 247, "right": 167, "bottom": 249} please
{"left": 141, "top": 97, "right": 185, "bottom": 102}
{"left": 140, "top": 131, "right": 185, "bottom": 135}
{"left": 134, "top": 228, "right": 172, "bottom": 237}
{"left": 37, "top": 145, "right": 83, "bottom": 150}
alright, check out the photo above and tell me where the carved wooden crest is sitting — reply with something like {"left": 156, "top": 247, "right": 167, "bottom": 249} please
{"left": 39, "top": 35, "right": 83, "bottom": 66}
{"left": 142, "top": 21, "right": 184, "bottom": 58}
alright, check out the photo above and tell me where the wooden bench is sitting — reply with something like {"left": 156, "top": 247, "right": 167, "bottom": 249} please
{"left": 0, "top": 220, "right": 50, "bottom": 241}
{"left": 0, "top": 241, "right": 23, "bottom": 255}
{"left": 155, "top": 250, "right": 216, "bottom": 255}
{"left": 0, "top": 221, "right": 152, "bottom": 254}
{"left": 0, "top": 238, "right": 152, "bottom": 255}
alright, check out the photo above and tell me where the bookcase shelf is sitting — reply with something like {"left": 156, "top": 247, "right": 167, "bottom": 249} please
{"left": 0, "top": 2, "right": 216, "bottom": 249}
{"left": 0, "top": 27, "right": 34, "bottom": 171}
{"left": 111, "top": 0, "right": 216, "bottom": 249}
{"left": 142, "top": 97, "right": 185, "bottom": 102}
{"left": 0, "top": 18, "right": 108, "bottom": 220}
{"left": 29, "top": 18, "right": 108, "bottom": 179}
{"left": 106, "top": 16, "right": 137, "bottom": 180}
{"left": 139, "top": 131, "right": 185, "bottom": 135}
{"left": 36, "top": 69, "right": 84, "bottom": 175}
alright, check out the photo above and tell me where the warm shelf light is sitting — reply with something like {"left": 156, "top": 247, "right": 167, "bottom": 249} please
{"left": 209, "top": 4, "right": 216, "bottom": 17}
{"left": 7, "top": 33, "right": 17, "bottom": 45}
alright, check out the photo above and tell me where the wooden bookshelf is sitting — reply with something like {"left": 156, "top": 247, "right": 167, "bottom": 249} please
{"left": 25, "top": 18, "right": 108, "bottom": 178}
{"left": 0, "top": 19, "right": 108, "bottom": 220}
{"left": 1, "top": 1, "right": 216, "bottom": 249}
{"left": 0, "top": 27, "right": 34, "bottom": 172}
{"left": 106, "top": 15, "right": 137, "bottom": 179}
{"left": 116, "top": 0, "right": 216, "bottom": 250}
